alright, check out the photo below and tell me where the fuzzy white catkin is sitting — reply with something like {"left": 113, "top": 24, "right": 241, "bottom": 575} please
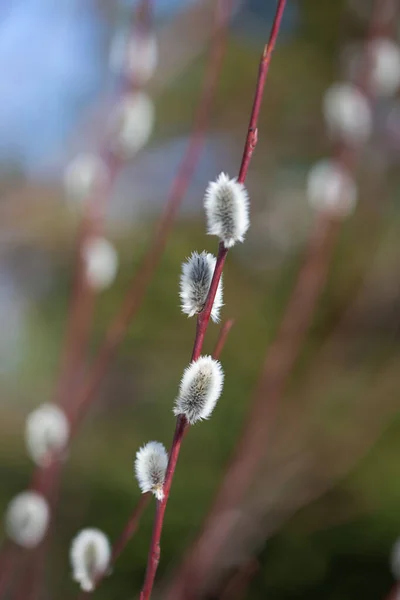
{"left": 204, "top": 173, "right": 250, "bottom": 248}
{"left": 135, "top": 441, "right": 168, "bottom": 500}
{"left": 174, "top": 355, "right": 224, "bottom": 424}
{"left": 64, "top": 153, "right": 107, "bottom": 202}
{"left": 369, "top": 38, "right": 400, "bottom": 97}
{"left": 109, "top": 92, "right": 155, "bottom": 157}
{"left": 6, "top": 491, "right": 49, "bottom": 548}
{"left": 323, "top": 83, "right": 372, "bottom": 144}
{"left": 307, "top": 159, "right": 357, "bottom": 218}
{"left": 70, "top": 528, "right": 111, "bottom": 592}
{"left": 82, "top": 237, "right": 119, "bottom": 291}
{"left": 25, "top": 403, "right": 69, "bottom": 467}
{"left": 180, "top": 251, "right": 223, "bottom": 323}
{"left": 110, "top": 32, "right": 158, "bottom": 84}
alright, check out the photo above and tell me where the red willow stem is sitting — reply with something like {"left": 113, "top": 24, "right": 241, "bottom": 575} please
{"left": 219, "top": 558, "right": 260, "bottom": 600}
{"left": 0, "top": 543, "right": 21, "bottom": 600}
{"left": 212, "top": 318, "right": 234, "bottom": 360}
{"left": 75, "top": 321, "right": 234, "bottom": 599}
{"left": 57, "top": 0, "right": 151, "bottom": 409}
{"left": 139, "top": 3, "right": 287, "bottom": 599}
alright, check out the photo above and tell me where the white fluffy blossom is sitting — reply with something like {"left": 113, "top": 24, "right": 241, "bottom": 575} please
{"left": 25, "top": 403, "right": 69, "bottom": 467}
{"left": 391, "top": 538, "right": 400, "bottom": 580}
{"left": 109, "top": 92, "right": 155, "bottom": 157}
{"left": 64, "top": 153, "right": 107, "bottom": 202}
{"left": 307, "top": 159, "right": 357, "bottom": 218}
{"left": 173, "top": 356, "right": 224, "bottom": 424}
{"left": 323, "top": 82, "right": 372, "bottom": 144}
{"left": 369, "top": 38, "right": 400, "bottom": 97}
{"left": 6, "top": 492, "right": 49, "bottom": 548}
{"left": 70, "top": 528, "right": 111, "bottom": 592}
{"left": 110, "top": 32, "right": 158, "bottom": 84}
{"left": 179, "top": 251, "right": 223, "bottom": 323}
{"left": 134, "top": 441, "right": 168, "bottom": 500}
{"left": 82, "top": 237, "right": 119, "bottom": 291}
{"left": 204, "top": 173, "right": 250, "bottom": 248}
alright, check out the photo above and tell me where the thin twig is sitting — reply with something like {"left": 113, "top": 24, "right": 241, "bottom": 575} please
{"left": 57, "top": 0, "right": 150, "bottom": 408}
{"left": 213, "top": 319, "right": 234, "bottom": 360}
{"left": 219, "top": 558, "right": 260, "bottom": 600}
{"left": 0, "top": 543, "right": 20, "bottom": 599}
{"left": 138, "top": 3, "right": 287, "bottom": 599}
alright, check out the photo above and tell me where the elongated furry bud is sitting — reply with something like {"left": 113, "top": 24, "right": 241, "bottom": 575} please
{"left": 110, "top": 32, "right": 158, "bottom": 84}
{"left": 6, "top": 491, "right": 49, "bottom": 548}
{"left": 323, "top": 82, "right": 371, "bottom": 144}
{"left": 25, "top": 403, "right": 69, "bottom": 467}
{"left": 368, "top": 38, "right": 400, "bottom": 97}
{"left": 135, "top": 441, "right": 168, "bottom": 500}
{"left": 307, "top": 159, "right": 357, "bottom": 218}
{"left": 204, "top": 172, "right": 250, "bottom": 248}
{"left": 70, "top": 528, "right": 111, "bottom": 592}
{"left": 173, "top": 355, "right": 224, "bottom": 424}
{"left": 64, "top": 153, "right": 107, "bottom": 203}
{"left": 82, "top": 237, "right": 119, "bottom": 291}
{"left": 109, "top": 92, "right": 155, "bottom": 157}
{"left": 179, "top": 251, "right": 223, "bottom": 322}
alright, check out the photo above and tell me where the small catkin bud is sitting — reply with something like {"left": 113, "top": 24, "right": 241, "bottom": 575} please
{"left": 70, "top": 528, "right": 111, "bottom": 592}
{"left": 64, "top": 153, "right": 107, "bottom": 202}
{"left": 110, "top": 32, "right": 158, "bottom": 84}
{"left": 307, "top": 159, "right": 357, "bottom": 218}
{"left": 369, "top": 38, "right": 400, "bottom": 97}
{"left": 204, "top": 172, "right": 250, "bottom": 248}
{"left": 25, "top": 403, "right": 69, "bottom": 467}
{"left": 109, "top": 92, "right": 155, "bottom": 157}
{"left": 6, "top": 491, "right": 49, "bottom": 548}
{"left": 179, "top": 251, "right": 223, "bottom": 323}
{"left": 173, "top": 355, "right": 224, "bottom": 424}
{"left": 135, "top": 441, "right": 168, "bottom": 500}
{"left": 323, "top": 82, "right": 372, "bottom": 144}
{"left": 82, "top": 237, "right": 119, "bottom": 291}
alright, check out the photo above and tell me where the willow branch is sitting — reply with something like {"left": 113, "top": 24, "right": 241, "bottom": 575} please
{"left": 138, "top": 3, "right": 287, "bottom": 599}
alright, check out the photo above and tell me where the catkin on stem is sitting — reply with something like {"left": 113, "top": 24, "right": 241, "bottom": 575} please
{"left": 70, "top": 528, "right": 111, "bottom": 592}
{"left": 173, "top": 356, "right": 224, "bottom": 424}
{"left": 135, "top": 442, "right": 168, "bottom": 500}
